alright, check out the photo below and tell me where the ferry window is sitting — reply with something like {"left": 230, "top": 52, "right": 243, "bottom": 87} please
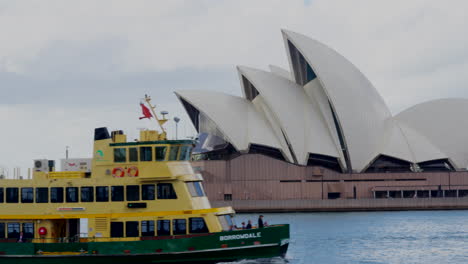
{"left": 141, "top": 220, "right": 155, "bottom": 237}
{"left": 129, "top": 148, "right": 138, "bottom": 162}
{"left": 96, "top": 186, "right": 109, "bottom": 202}
{"left": 194, "top": 182, "right": 204, "bottom": 196}
{"left": 22, "top": 223, "right": 34, "bottom": 239}
{"left": 217, "top": 215, "right": 234, "bottom": 231}
{"left": 0, "top": 187, "right": 3, "bottom": 203}
{"left": 6, "top": 188, "right": 19, "bottom": 203}
{"left": 36, "top": 188, "right": 49, "bottom": 203}
{"left": 155, "top": 146, "right": 167, "bottom": 161}
{"left": 173, "top": 219, "right": 187, "bottom": 235}
{"left": 140, "top": 147, "right": 153, "bottom": 161}
{"left": 110, "top": 222, "right": 124, "bottom": 238}
{"left": 51, "top": 187, "right": 64, "bottom": 203}
{"left": 111, "top": 186, "right": 124, "bottom": 201}
{"left": 179, "top": 146, "right": 192, "bottom": 161}
{"left": 168, "top": 146, "right": 180, "bottom": 161}
{"left": 125, "top": 221, "right": 139, "bottom": 237}
{"left": 21, "top": 188, "right": 34, "bottom": 203}
{"left": 157, "top": 220, "right": 170, "bottom": 236}
{"left": 157, "top": 183, "right": 177, "bottom": 199}
{"left": 66, "top": 187, "right": 79, "bottom": 203}
{"left": 189, "top": 218, "right": 209, "bottom": 234}
{"left": 0, "top": 223, "right": 4, "bottom": 238}
{"left": 114, "top": 148, "right": 126, "bottom": 163}
{"left": 81, "top": 187, "right": 94, "bottom": 202}
{"left": 187, "top": 182, "right": 205, "bottom": 197}
{"left": 142, "top": 184, "right": 155, "bottom": 200}
{"left": 126, "top": 185, "right": 140, "bottom": 201}
{"left": 7, "top": 222, "right": 20, "bottom": 238}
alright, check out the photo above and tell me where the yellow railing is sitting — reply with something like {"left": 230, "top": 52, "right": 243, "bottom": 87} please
{"left": 48, "top": 171, "right": 86, "bottom": 179}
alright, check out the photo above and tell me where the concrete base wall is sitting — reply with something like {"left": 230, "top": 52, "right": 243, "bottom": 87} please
{"left": 193, "top": 154, "right": 468, "bottom": 212}
{"left": 213, "top": 198, "right": 468, "bottom": 212}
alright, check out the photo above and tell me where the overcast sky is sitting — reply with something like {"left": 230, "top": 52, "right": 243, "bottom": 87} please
{"left": 1, "top": 0, "right": 468, "bottom": 175}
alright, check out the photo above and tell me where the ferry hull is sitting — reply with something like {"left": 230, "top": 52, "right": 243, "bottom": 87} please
{"left": 0, "top": 225, "right": 289, "bottom": 264}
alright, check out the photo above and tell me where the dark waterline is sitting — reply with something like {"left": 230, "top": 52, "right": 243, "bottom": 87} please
{"left": 233, "top": 210, "right": 468, "bottom": 264}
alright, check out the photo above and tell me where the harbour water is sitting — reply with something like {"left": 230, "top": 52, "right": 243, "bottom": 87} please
{"left": 233, "top": 210, "right": 468, "bottom": 264}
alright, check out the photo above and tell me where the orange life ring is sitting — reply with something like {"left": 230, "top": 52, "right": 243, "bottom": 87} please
{"left": 112, "top": 167, "right": 125, "bottom": 177}
{"left": 127, "top": 166, "right": 139, "bottom": 177}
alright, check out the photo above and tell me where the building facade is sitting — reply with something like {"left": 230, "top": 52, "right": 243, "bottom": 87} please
{"left": 176, "top": 30, "right": 468, "bottom": 211}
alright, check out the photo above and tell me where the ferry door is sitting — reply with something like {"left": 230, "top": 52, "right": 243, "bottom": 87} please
{"left": 52, "top": 220, "right": 67, "bottom": 240}
{"left": 67, "top": 219, "right": 79, "bottom": 242}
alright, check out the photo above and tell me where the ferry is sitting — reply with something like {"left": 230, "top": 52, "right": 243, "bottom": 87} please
{"left": 0, "top": 96, "right": 289, "bottom": 264}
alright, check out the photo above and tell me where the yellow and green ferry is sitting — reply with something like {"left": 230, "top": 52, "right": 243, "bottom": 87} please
{"left": 0, "top": 96, "right": 289, "bottom": 264}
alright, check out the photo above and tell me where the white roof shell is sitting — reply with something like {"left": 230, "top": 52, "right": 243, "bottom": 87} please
{"left": 237, "top": 66, "right": 343, "bottom": 166}
{"left": 282, "top": 29, "right": 422, "bottom": 171}
{"left": 174, "top": 90, "right": 292, "bottom": 162}
{"left": 396, "top": 98, "right": 468, "bottom": 169}
{"left": 379, "top": 119, "right": 449, "bottom": 166}
{"left": 268, "top": 65, "right": 292, "bottom": 80}
{"left": 175, "top": 29, "right": 466, "bottom": 172}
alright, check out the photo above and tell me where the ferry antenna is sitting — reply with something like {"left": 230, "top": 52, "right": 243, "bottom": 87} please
{"left": 144, "top": 94, "right": 167, "bottom": 137}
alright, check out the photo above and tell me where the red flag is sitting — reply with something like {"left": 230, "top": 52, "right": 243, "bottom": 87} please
{"left": 139, "top": 103, "right": 153, "bottom": 120}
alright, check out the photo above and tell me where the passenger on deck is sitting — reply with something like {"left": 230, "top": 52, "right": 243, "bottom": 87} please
{"left": 241, "top": 222, "right": 246, "bottom": 229}
{"left": 258, "top": 215, "right": 264, "bottom": 228}
{"left": 246, "top": 220, "right": 252, "bottom": 229}
{"left": 17, "top": 232, "right": 24, "bottom": 243}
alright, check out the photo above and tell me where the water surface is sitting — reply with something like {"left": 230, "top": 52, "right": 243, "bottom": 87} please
{"left": 234, "top": 210, "right": 468, "bottom": 264}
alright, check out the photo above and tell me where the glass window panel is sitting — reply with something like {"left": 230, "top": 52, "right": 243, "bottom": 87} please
{"left": 113, "top": 148, "right": 126, "bottom": 163}
{"left": 142, "top": 184, "right": 155, "bottom": 200}
{"left": 189, "top": 218, "right": 209, "bottom": 234}
{"left": 50, "top": 187, "right": 64, "bottom": 203}
{"left": 155, "top": 146, "right": 167, "bottom": 161}
{"left": 125, "top": 221, "right": 139, "bottom": 237}
{"left": 0, "top": 223, "right": 4, "bottom": 238}
{"left": 66, "top": 187, "right": 78, "bottom": 203}
{"left": 187, "top": 182, "right": 197, "bottom": 197}
{"left": 140, "top": 147, "right": 152, "bottom": 161}
{"left": 173, "top": 219, "right": 187, "bottom": 235}
{"left": 22, "top": 222, "right": 34, "bottom": 239}
{"left": 7, "top": 222, "right": 20, "bottom": 238}
{"left": 194, "top": 182, "right": 205, "bottom": 197}
{"left": 111, "top": 186, "right": 124, "bottom": 201}
{"left": 110, "top": 222, "right": 123, "bottom": 238}
{"left": 126, "top": 185, "right": 140, "bottom": 201}
{"left": 157, "top": 183, "right": 177, "bottom": 199}
{"left": 96, "top": 186, "right": 109, "bottom": 202}
{"left": 129, "top": 148, "right": 138, "bottom": 162}
{"left": 81, "top": 187, "right": 94, "bottom": 202}
{"left": 157, "top": 220, "right": 170, "bottom": 236}
{"left": 36, "top": 188, "right": 48, "bottom": 203}
{"left": 187, "top": 182, "right": 205, "bottom": 197}
{"left": 141, "top": 220, "right": 155, "bottom": 237}
{"left": 179, "top": 146, "right": 192, "bottom": 161}
{"left": 217, "top": 215, "right": 233, "bottom": 231}
{"left": 21, "top": 188, "right": 34, "bottom": 203}
{"left": 6, "top": 188, "right": 18, "bottom": 203}
{"left": 0, "top": 187, "right": 4, "bottom": 203}
{"left": 168, "top": 146, "right": 180, "bottom": 161}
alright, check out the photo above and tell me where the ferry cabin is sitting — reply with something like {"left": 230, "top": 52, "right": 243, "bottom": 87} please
{"left": 0, "top": 128, "right": 234, "bottom": 243}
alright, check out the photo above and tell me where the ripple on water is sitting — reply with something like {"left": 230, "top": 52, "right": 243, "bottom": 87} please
{"left": 232, "top": 210, "right": 468, "bottom": 264}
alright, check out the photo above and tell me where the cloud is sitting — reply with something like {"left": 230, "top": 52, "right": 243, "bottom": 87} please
{"left": 1, "top": 0, "right": 468, "bottom": 173}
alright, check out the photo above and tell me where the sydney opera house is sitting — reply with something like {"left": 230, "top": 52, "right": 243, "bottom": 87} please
{"left": 176, "top": 30, "right": 468, "bottom": 211}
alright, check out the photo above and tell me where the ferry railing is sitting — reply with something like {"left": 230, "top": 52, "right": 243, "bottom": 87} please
{"left": 1, "top": 226, "right": 279, "bottom": 244}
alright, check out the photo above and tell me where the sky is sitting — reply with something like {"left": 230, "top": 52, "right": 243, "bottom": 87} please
{"left": 1, "top": 0, "right": 468, "bottom": 176}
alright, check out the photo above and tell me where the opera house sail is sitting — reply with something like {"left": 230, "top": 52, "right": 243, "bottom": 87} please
{"left": 176, "top": 30, "right": 468, "bottom": 211}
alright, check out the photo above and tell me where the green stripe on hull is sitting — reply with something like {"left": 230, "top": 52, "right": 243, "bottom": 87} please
{"left": 0, "top": 225, "right": 289, "bottom": 264}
